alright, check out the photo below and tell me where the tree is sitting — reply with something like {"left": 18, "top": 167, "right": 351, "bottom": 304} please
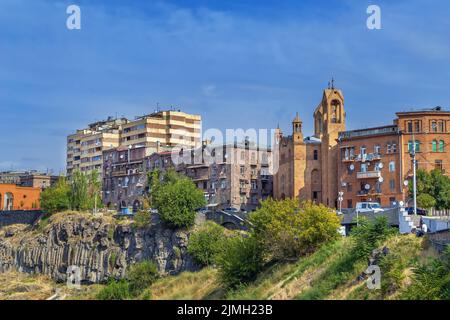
{"left": 40, "top": 176, "right": 71, "bottom": 214}
{"left": 216, "top": 235, "right": 264, "bottom": 288}
{"left": 414, "top": 169, "right": 450, "bottom": 209}
{"left": 70, "top": 170, "right": 102, "bottom": 211}
{"left": 188, "top": 221, "right": 227, "bottom": 266}
{"left": 249, "top": 199, "right": 341, "bottom": 260}
{"left": 151, "top": 170, "right": 206, "bottom": 228}
{"left": 417, "top": 193, "right": 436, "bottom": 210}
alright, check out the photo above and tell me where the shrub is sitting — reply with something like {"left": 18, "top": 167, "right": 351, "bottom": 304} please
{"left": 96, "top": 279, "right": 131, "bottom": 300}
{"left": 417, "top": 193, "right": 436, "bottom": 210}
{"left": 350, "top": 216, "right": 397, "bottom": 260}
{"left": 151, "top": 170, "right": 206, "bottom": 228}
{"left": 216, "top": 236, "right": 264, "bottom": 289}
{"left": 188, "top": 222, "right": 227, "bottom": 266}
{"left": 249, "top": 199, "right": 340, "bottom": 260}
{"left": 133, "top": 210, "right": 151, "bottom": 229}
{"left": 126, "top": 260, "right": 159, "bottom": 297}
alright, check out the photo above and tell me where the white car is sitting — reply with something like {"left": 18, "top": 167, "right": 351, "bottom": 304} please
{"left": 355, "top": 202, "right": 384, "bottom": 213}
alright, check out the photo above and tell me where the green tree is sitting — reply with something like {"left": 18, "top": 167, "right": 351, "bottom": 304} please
{"left": 249, "top": 199, "right": 341, "bottom": 260}
{"left": 126, "top": 260, "right": 159, "bottom": 297}
{"left": 414, "top": 169, "right": 450, "bottom": 209}
{"left": 40, "top": 176, "right": 71, "bottom": 214}
{"left": 70, "top": 170, "right": 102, "bottom": 211}
{"left": 188, "top": 221, "right": 227, "bottom": 266}
{"left": 151, "top": 170, "right": 206, "bottom": 228}
{"left": 216, "top": 235, "right": 264, "bottom": 289}
{"left": 417, "top": 193, "right": 436, "bottom": 210}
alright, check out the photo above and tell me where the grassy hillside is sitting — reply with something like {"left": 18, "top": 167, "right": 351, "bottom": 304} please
{"left": 137, "top": 234, "right": 444, "bottom": 300}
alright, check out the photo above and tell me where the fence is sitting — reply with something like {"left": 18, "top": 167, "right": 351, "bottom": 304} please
{"left": 429, "top": 208, "right": 450, "bottom": 217}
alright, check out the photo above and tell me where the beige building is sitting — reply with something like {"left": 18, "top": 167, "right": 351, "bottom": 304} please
{"left": 67, "top": 110, "right": 201, "bottom": 178}
{"left": 120, "top": 110, "right": 202, "bottom": 155}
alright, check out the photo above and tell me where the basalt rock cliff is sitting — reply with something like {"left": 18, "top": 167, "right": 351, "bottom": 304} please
{"left": 0, "top": 212, "right": 197, "bottom": 283}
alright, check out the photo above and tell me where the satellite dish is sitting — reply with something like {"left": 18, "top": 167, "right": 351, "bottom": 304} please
{"left": 399, "top": 201, "right": 404, "bottom": 207}
{"left": 349, "top": 164, "right": 355, "bottom": 171}
{"left": 378, "top": 177, "right": 384, "bottom": 183}
{"left": 365, "top": 184, "right": 371, "bottom": 190}
{"left": 341, "top": 182, "right": 347, "bottom": 187}
{"left": 403, "top": 180, "right": 409, "bottom": 186}
{"left": 378, "top": 163, "right": 384, "bottom": 169}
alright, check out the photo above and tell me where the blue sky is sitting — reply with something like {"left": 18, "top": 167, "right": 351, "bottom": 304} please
{"left": 1, "top": 0, "right": 449, "bottom": 173}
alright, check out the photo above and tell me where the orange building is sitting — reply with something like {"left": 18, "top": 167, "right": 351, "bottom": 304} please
{"left": 0, "top": 184, "right": 41, "bottom": 211}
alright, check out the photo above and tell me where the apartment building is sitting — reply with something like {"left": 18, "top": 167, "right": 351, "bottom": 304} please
{"left": 337, "top": 106, "right": 449, "bottom": 208}
{"left": 146, "top": 141, "right": 273, "bottom": 212}
{"left": 120, "top": 110, "right": 202, "bottom": 155}
{"left": 67, "top": 117, "right": 127, "bottom": 177}
{"left": 67, "top": 110, "right": 201, "bottom": 178}
{"left": 337, "top": 125, "right": 403, "bottom": 208}
{"left": 102, "top": 146, "right": 147, "bottom": 212}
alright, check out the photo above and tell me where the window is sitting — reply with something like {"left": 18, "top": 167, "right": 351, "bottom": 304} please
{"left": 240, "top": 166, "right": 245, "bottom": 175}
{"left": 407, "top": 121, "right": 413, "bottom": 133}
{"left": 251, "top": 180, "right": 257, "bottom": 190}
{"left": 439, "top": 140, "right": 445, "bottom": 152}
{"left": 431, "top": 121, "right": 437, "bottom": 132}
{"left": 374, "top": 145, "right": 381, "bottom": 154}
{"left": 392, "top": 143, "right": 397, "bottom": 153}
{"left": 389, "top": 161, "right": 395, "bottom": 172}
{"left": 409, "top": 140, "right": 421, "bottom": 152}
{"left": 438, "top": 121, "right": 445, "bottom": 132}
{"left": 389, "top": 197, "right": 396, "bottom": 207}
{"left": 360, "top": 146, "right": 367, "bottom": 155}
{"left": 313, "top": 150, "right": 318, "bottom": 160}
{"left": 386, "top": 144, "right": 391, "bottom": 154}
{"left": 313, "top": 191, "right": 318, "bottom": 200}
{"left": 347, "top": 183, "right": 353, "bottom": 192}
{"left": 414, "top": 121, "right": 421, "bottom": 133}
{"left": 389, "top": 179, "right": 395, "bottom": 191}
{"left": 432, "top": 140, "right": 437, "bottom": 152}
{"left": 240, "top": 151, "right": 245, "bottom": 160}
{"left": 415, "top": 140, "right": 421, "bottom": 152}
{"left": 361, "top": 163, "right": 368, "bottom": 173}
{"left": 435, "top": 160, "right": 443, "bottom": 172}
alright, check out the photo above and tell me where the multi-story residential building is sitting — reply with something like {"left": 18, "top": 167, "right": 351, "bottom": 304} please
{"left": 102, "top": 146, "right": 147, "bottom": 212}
{"left": 337, "top": 125, "right": 403, "bottom": 208}
{"left": 120, "top": 110, "right": 202, "bottom": 155}
{"left": 146, "top": 140, "right": 273, "bottom": 212}
{"left": 67, "top": 110, "right": 202, "bottom": 179}
{"left": 337, "top": 107, "right": 449, "bottom": 208}
{"left": 274, "top": 84, "right": 449, "bottom": 209}
{"left": 67, "top": 117, "right": 127, "bottom": 178}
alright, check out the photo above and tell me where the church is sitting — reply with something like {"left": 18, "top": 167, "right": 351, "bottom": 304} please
{"left": 273, "top": 82, "right": 346, "bottom": 208}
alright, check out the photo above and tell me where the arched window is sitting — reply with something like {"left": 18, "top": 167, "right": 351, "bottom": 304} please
{"left": 432, "top": 140, "right": 437, "bottom": 152}
{"left": 415, "top": 140, "right": 421, "bottom": 152}
{"left": 439, "top": 140, "right": 445, "bottom": 152}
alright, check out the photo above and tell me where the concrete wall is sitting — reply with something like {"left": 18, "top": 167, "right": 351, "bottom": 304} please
{"left": 0, "top": 210, "right": 43, "bottom": 228}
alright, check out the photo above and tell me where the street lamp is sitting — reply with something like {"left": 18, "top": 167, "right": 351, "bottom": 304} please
{"left": 338, "top": 191, "right": 344, "bottom": 214}
{"left": 410, "top": 132, "right": 417, "bottom": 216}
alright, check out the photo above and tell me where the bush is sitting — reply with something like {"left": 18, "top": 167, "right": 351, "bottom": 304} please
{"left": 188, "top": 222, "right": 227, "bottom": 266}
{"left": 126, "top": 260, "right": 159, "bottom": 297}
{"left": 96, "top": 279, "right": 131, "bottom": 300}
{"left": 151, "top": 170, "right": 206, "bottom": 228}
{"left": 417, "top": 193, "right": 436, "bottom": 210}
{"left": 40, "top": 177, "right": 71, "bottom": 214}
{"left": 401, "top": 245, "right": 450, "bottom": 300}
{"left": 350, "top": 216, "right": 397, "bottom": 260}
{"left": 216, "top": 236, "right": 264, "bottom": 289}
{"left": 133, "top": 210, "right": 151, "bottom": 229}
{"left": 249, "top": 199, "right": 341, "bottom": 260}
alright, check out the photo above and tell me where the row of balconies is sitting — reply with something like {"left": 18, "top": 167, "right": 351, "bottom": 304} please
{"left": 342, "top": 153, "right": 382, "bottom": 162}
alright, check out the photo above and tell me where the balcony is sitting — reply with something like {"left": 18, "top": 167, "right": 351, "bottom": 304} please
{"left": 355, "top": 153, "right": 382, "bottom": 162}
{"left": 342, "top": 156, "right": 355, "bottom": 162}
{"left": 357, "top": 171, "right": 381, "bottom": 179}
{"left": 357, "top": 190, "right": 382, "bottom": 197}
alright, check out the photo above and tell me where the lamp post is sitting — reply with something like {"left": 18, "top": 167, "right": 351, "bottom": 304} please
{"left": 410, "top": 132, "right": 417, "bottom": 216}
{"left": 338, "top": 191, "right": 344, "bottom": 214}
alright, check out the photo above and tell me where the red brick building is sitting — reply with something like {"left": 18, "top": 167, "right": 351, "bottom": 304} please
{"left": 337, "top": 107, "right": 449, "bottom": 208}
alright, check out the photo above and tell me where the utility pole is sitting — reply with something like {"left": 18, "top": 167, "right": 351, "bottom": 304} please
{"left": 410, "top": 131, "right": 417, "bottom": 216}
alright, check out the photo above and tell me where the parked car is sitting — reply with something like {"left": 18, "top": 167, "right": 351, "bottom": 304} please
{"left": 355, "top": 202, "right": 384, "bottom": 213}
{"left": 223, "top": 207, "right": 239, "bottom": 214}
{"left": 406, "top": 207, "right": 428, "bottom": 216}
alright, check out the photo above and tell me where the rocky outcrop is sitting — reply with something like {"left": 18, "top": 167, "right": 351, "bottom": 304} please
{"left": 0, "top": 213, "right": 198, "bottom": 284}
